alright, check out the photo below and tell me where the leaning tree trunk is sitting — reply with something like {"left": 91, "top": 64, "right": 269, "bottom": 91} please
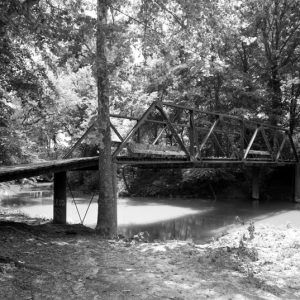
{"left": 96, "top": 0, "right": 117, "bottom": 237}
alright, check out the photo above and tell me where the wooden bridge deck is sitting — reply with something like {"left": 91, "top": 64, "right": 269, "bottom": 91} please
{"left": 0, "top": 156, "right": 295, "bottom": 183}
{"left": 0, "top": 157, "right": 98, "bottom": 182}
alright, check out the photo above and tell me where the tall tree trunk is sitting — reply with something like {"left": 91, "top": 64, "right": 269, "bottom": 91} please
{"left": 96, "top": 0, "right": 117, "bottom": 237}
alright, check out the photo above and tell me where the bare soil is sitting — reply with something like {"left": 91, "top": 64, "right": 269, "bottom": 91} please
{"left": 0, "top": 212, "right": 300, "bottom": 299}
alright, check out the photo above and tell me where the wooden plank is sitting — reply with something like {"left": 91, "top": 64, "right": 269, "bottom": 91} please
{"left": 116, "top": 157, "right": 294, "bottom": 168}
{"left": 246, "top": 150, "right": 270, "bottom": 156}
{"left": 0, "top": 157, "right": 99, "bottom": 182}
{"left": 127, "top": 143, "right": 186, "bottom": 157}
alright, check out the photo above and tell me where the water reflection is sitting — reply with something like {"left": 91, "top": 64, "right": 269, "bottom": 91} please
{"left": 1, "top": 184, "right": 300, "bottom": 243}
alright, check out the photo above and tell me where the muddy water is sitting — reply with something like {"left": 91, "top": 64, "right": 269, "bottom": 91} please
{"left": 1, "top": 183, "right": 300, "bottom": 243}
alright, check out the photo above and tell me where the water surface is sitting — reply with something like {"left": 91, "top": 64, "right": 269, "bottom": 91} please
{"left": 1, "top": 184, "right": 299, "bottom": 243}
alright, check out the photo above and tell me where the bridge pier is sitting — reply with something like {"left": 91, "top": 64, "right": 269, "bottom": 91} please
{"left": 294, "top": 164, "right": 300, "bottom": 203}
{"left": 251, "top": 167, "right": 260, "bottom": 200}
{"left": 53, "top": 171, "right": 67, "bottom": 224}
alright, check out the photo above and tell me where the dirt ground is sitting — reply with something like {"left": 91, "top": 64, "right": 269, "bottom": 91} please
{"left": 1, "top": 211, "right": 300, "bottom": 300}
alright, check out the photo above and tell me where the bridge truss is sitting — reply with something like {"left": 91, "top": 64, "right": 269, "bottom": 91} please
{"left": 113, "top": 101, "right": 298, "bottom": 166}
{"left": 65, "top": 101, "right": 298, "bottom": 168}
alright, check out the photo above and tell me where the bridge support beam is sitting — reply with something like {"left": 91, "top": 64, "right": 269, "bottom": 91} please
{"left": 251, "top": 167, "right": 260, "bottom": 200}
{"left": 294, "top": 164, "right": 300, "bottom": 203}
{"left": 53, "top": 171, "right": 67, "bottom": 224}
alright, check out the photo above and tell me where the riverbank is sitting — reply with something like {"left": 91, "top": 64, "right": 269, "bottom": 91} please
{"left": 0, "top": 212, "right": 300, "bottom": 299}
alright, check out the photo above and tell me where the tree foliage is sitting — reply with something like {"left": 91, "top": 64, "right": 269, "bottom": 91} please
{"left": 1, "top": 0, "right": 300, "bottom": 166}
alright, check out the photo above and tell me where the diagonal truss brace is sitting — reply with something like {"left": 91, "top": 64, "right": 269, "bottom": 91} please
{"left": 112, "top": 102, "right": 191, "bottom": 159}
{"left": 243, "top": 125, "right": 260, "bottom": 160}
{"left": 63, "top": 122, "right": 96, "bottom": 159}
{"left": 275, "top": 133, "right": 287, "bottom": 161}
{"left": 155, "top": 103, "right": 190, "bottom": 158}
{"left": 196, "top": 117, "right": 219, "bottom": 159}
{"left": 110, "top": 121, "right": 124, "bottom": 142}
{"left": 275, "top": 131, "right": 299, "bottom": 163}
{"left": 112, "top": 102, "right": 157, "bottom": 158}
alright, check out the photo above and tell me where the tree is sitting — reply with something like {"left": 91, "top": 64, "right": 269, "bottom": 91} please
{"left": 239, "top": 0, "right": 300, "bottom": 126}
{"left": 95, "top": 0, "right": 117, "bottom": 237}
{"left": 0, "top": 0, "right": 56, "bottom": 164}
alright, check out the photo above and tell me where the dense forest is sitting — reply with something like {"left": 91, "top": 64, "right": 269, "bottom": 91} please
{"left": 1, "top": 0, "right": 300, "bottom": 165}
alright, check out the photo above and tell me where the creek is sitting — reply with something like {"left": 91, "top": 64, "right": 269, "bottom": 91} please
{"left": 1, "top": 183, "right": 300, "bottom": 243}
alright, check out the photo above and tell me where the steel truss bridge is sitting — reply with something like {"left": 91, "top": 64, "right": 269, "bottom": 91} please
{"left": 0, "top": 101, "right": 298, "bottom": 182}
